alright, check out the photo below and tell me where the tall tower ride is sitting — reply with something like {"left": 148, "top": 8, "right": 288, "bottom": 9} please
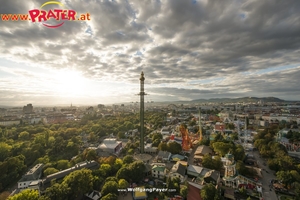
{"left": 139, "top": 72, "right": 145, "bottom": 154}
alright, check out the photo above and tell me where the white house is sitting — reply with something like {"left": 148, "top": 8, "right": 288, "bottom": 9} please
{"left": 169, "top": 163, "right": 187, "bottom": 183}
{"left": 152, "top": 165, "right": 167, "bottom": 179}
{"left": 17, "top": 164, "right": 44, "bottom": 189}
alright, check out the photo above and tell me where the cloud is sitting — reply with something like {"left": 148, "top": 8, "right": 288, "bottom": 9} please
{"left": 0, "top": 0, "right": 300, "bottom": 105}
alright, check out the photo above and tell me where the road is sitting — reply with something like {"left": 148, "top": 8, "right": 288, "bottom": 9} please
{"left": 252, "top": 150, "right": 278, "bottom": 200}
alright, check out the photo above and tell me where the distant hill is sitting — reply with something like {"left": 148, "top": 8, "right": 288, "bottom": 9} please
{"left": 191, "top": 97, "right": 286, "bottom": 103}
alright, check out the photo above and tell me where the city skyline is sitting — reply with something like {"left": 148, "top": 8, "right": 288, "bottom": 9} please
{"left": 0, "top": 0, "right": 300, "bottom": 106}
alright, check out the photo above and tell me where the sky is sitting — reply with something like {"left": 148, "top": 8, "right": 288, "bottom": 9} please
{"left": 0, "top": 0, "right": 300, "bottom": 106}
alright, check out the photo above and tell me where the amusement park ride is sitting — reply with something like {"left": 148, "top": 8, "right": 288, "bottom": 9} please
{"left": 171, "top": 108, "right": 203, "bottom": 151}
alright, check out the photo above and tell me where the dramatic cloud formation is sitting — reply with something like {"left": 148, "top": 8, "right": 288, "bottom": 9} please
{"left": 0, "top": 0, "right": 299, "bottom": 106}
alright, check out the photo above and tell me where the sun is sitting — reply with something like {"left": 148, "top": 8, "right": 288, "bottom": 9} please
{"left": 54, "top": 69, "right": 87, "bottom": 96}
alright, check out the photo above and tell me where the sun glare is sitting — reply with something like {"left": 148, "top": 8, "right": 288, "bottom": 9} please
{"left": 54, "top": 69, "right": 87, "bottom": 96}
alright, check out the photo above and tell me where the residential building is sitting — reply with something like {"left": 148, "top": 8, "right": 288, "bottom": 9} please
{"left": 156, "top": 151, "right": 172, "bottom": 162}
{"left": 194, "top": 145, "right": 213, "bottom": 161}
{"left": 203, "top": 170, "right": 220, "bottom": 185}
{"left": 152, "top": 165, "right": 167, "bottom": 179}
{"left": 17, "top": 164, "right": 44, "bottom": 189}
{"left": 0, "top": 119, "right": 20, "bottom": 126}
{"left": 169, "top": 163, "right": 186, "bottom": 183}
{"left": 187, "top": 165, "right": 203, "bottom": 178}
{"left": 23, "top": 104, "right": 33, "bottom": 114}
{"left": 161, "top": 126, "right": 171, "bottom": 135}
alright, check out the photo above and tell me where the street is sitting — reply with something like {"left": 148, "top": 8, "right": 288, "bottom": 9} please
{"left": 252, "top": 150, "right": 278, "bottom": 200}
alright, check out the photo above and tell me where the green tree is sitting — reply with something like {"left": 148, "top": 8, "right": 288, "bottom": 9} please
{"left": 167, "top": 141, "right": 182, "bottom": 154}
{"left": 233, "top": 144, "right": 245, "bottom": 161}
{"left": 199, "top": 138, "right": 210, "bottom": 146}
{"left": 236, "top": 161, "right": 248, "bottom": 176}
{"left": 56, "top": 160, "right": 70, "bottom": 170}
{"left": 100, "top": 164, "right": 112, "bottom": 177}
{"left": 158, "top": 142, "right": 168, "bottom": 151}
{"left": 101, "top": 193, "right": 118, "bottom": 200}
{"left": 118, "top": 179, "right": 129, "bottom": 189}
{"left": 62, "top": 169, "right": 94, "bottom": 199}
{"left": 116, "top": 167, "right": 130, "bottom": 180}
{"left": 0, "top": 142, "right": 12, "bottom": 162}
{"left": 44, "top": 182, "right": 70, "bottom": 200}
{"left": 7, "top": 189, "right": 39, "bottom": 200}
{"left": 276, "top": 171, "right": 293, "bottom": 189}
{"left": 128, "top": 161, "right": 146, "bottom": 182}
{"left": 44, "top": 167, "right": 59, "bottom": 176}
{"left": 202, "top": 154, "right": 215, "bottom": 169}
{"left": 294, "top": 183, "right": 300, "bottom": 200}
{"left": 0, "top": 155, "right": 26, "bottom": 191}
{"left": 202, "top": 154, "right": 223, "bottom": 171}
{"left": 101, "top": 181, "right": 119, "bottom": 197}
{"left": 113, "top": 158, "right": 123, "bottom": 172}
{"left": 117, "top": 132, "right": 126, "bottom": 139}
{"left": 83, "top": 149, "right": 97, "bottom": 161}
{"left": 166, "top": 176, "right": 180, "bottom": 195}
{"left": 152, "top": 132, "right": 163, "bottom": 141}
{"left": 212, "top": 142, "right": 233, "bottom": 156}
{"left": 200, "top": 183, "right": 221, "bottom": 200}
{"left": 152, "top": 139, "right": 161, "bottom": 147}
{"left": 123, "top": 155, "right": 135, "bottom": 165}
{"left": 180, "top": 185, "right": 188, "bottom": 199}
{"left": 18, "top": 131, "right": 30, "bottom": 140}
{"left": 105, "top": 176, "right": 118, "bottom": 183}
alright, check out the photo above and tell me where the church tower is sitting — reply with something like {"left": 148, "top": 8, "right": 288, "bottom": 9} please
{"left": 223, "top": 152, "right": 238, "bottom": 188}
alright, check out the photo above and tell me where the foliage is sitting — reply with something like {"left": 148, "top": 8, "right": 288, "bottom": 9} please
{"left": 100, "top": 164, "right": 112, "bottom": 177}
{"left": 0, "top": 142, "right": 12, "bottom": 162}
{"left": 0, "top": 155, "right": 26, "bottom": 191}
{"left": 180, "top": 185, "right": 188, "bottom": 198}
{"left": 166, "top": 176, "right": 180, "bottom": 195}
{"left": 152, "top": 132, "right": 163, "bottom": 141}
{"left": 286, "top": 131, "right": 300, "bottom": 143}
{"left": 212, "top": 142, "right": 233, "bottom": 156}
{"left": 7, "top": 189, "right": 39, "bottom": 200}
{"left": 105, "top": 176, "right": 118, "bottom": 183}
{"left": 101, "top": 193, "right": 118, "bottom": 200}
{"left": 200, "top": 183, "right": 221, "bottom": 200}
{"left": 118, "top": 179, "right": 129, "bottom": 189}
{"left": 167, "top": 141, "right": 182, "bottom": 154}
{"left": 101, "top": 181, "right": 119, "bottom": 197}
{"left": 56, "top": 160, "right": 70, "bottom": 170}
{"left": 44, "top": 182, "right": 70, "bottom": 200}
{"left": 0, "top": 112, "right": 165, "bottom": 192}
{"left": 123, "top": 155, "right": 135, "bottom": 165}
{"left": 199, "top": 138, "right": 210, "bottom": 146}
{"left": 44, "top": 167, "right": 59, "bottom": 176}
{"left": 62, "top": 169, "right": 94, "bottom": 199}
{"left": 202, "top": 154, "right": 223, "bottom": 171}
{"left": 276, "top": 170, "right": 300, "bottom": 189}
{"left": 116, "top": 161, "right": 145, "bottom": 182}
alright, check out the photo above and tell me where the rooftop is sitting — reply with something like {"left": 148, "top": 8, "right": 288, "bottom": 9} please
{"left": 133, "top": 186, "right": 147, "bottom": 199}
{"left": 152, "top": 165, "right": 166, "bottom": 172}
{"left": 25, "top": 163, "right": 44, "bottom": 175}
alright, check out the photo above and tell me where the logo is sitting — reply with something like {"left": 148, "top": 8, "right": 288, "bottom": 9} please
{"left": 28, "top": 1, "right": 90, "bottom": 28}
